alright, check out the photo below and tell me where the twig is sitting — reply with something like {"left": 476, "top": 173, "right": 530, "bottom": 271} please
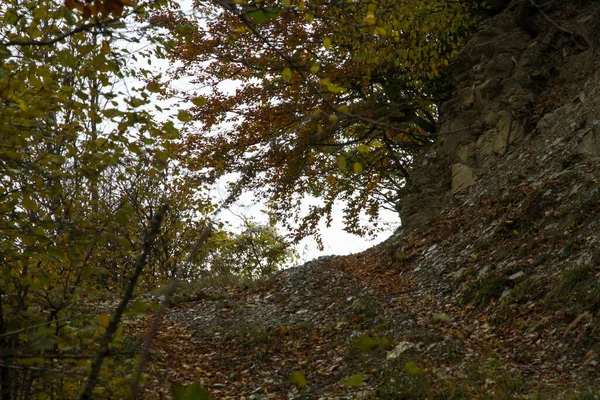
{"left": 3, "top": 2, "right": 154, "bottom": 47}
{"left": 0, "top": 318, "right": 70, "bottom": 339}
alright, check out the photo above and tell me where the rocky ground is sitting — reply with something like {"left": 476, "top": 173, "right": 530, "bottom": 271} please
{"left": 130, "top": 1, "right": 600, "bottom": 398}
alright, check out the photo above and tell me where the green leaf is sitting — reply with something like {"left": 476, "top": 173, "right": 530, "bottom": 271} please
{"left": 341, "top": 373, "right": 364, "bottom": 387}
{"left": 191, "top": 96, "right": 207, "bottom": 107}
{"left": 114, "top": 209, "right": 129, "bottom": 225}
{"left": 281, "top": 67, "right": 292, "bottom": 82}
{"left": 356, "top": 335, "right": 388, "bottom": 352}
{"left": 171, "top": 382, "right": 209, "bottom": 400}
{"left": 290, "top": 371, "right": 307, "bottom": 388}
{"left": 177, "top": 110, "right": 193, "bottom": 122}
{"left": 97, "top": 314, "right": 110, "bottom": 328}
{"left": 336, "top": 155, "right": 346, "bottom": 170}
{"left": 146, "top": 82, "right": 161, "bottom": 92}
{"left": 21, "top": 196, "right": 37, "bottom": 211}
{"left": 0, "top": 45, "right": 11, "bottom": 60}
{"left": 323, "top": 37, "right": 331, "bottom": 50}
{"left": 247, "top": 8, "right": 279, "bottom": 24}
{"left": 127, "top": 300, "right": 149, "bottom": 316}
{"left": 404, "top": 361, "right": 425, "bottom": 376}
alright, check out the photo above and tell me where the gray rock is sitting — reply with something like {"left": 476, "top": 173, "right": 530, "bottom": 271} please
{"left": 451, "top": 163, "right": 474, "bottom": 195}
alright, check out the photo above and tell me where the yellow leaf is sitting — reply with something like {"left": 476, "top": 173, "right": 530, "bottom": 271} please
{"left": 404, "top": 361, "right": 425, "bottom": 376}
{"left": 191, "top": 96, "right": 207, "bottom": 107}
{"left": 341, "top": 374, "right": 364, "bottom": 387}
{"left": 282, "top": 67, "right": 292, "bottom": 82}
{"left": 281, "top": 0, "right": 290, "bottom": 7}
{"left": 323, "top": 38, "right": 331, "bottom": 50}
{"left": 432, "top": 313, "right": 452, "bottom": 322}
{"left": 353, "top": 162, "right": 363, "bottom": 174}
{"left": 357, "top": 144, "right": 370, "bottom": 153}
{"left": 363, "top": 13, "right": 376, "bottom": 25}
{"left": 97, "top": 313, "right": 110, "bottom": 328}
{"left": 310, "top": 64, "right": 320, "bottom": 73}
{"left": 327, "top": 84, "right": 345, "bottom": 94}
{"left": 290, "top": 371, "right": 307, "bottom": 388}
{"left": 374, "top": 27, "right": 387, "bottom": 36}
{"left": 328, "top": 114, "right": 338, "bottom": 124}
{"left": 177, "top": 110, "right": 193, "bottom": 122}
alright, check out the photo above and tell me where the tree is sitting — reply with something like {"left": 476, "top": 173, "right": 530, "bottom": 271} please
{"left": 151, "top": 0, "right": 474, "bottom": 242}
{"left": 1, "top": 1, "right": 297, "bottom": 394}
{"left": 0, "top": 0, "right": 198, "bottom": 397}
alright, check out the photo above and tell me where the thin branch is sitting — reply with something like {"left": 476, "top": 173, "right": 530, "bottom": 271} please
{"left": 4, "top": 2, "right": 154, "bottom": 48}
{"left": 0, "top": 318, "right": 70, "bottom": 339}
{"left": 79, "top": 204, "right": 168, "bottom": 400}
{"left": 211, "top": 0, "right": 436, "bottom": 136}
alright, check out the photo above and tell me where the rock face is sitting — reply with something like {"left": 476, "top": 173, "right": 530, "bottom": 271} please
{"left": 400, "top": 0, "right": 600, "bottom": 231}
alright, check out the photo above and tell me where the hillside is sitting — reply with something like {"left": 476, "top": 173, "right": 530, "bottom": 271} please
{"left": 138, "top": 1, "right": 600, "bottom": 398}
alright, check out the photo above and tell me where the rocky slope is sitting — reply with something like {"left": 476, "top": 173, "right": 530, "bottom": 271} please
{"left": 140, "top": 0, "right": 600, "bottom": 398}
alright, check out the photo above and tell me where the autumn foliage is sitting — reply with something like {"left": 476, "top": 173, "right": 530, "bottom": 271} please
{"left": 151, "top": 0, "right": 474, "bottom": 241}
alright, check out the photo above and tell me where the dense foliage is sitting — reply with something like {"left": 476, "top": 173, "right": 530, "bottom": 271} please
{"left": 0, "top": 0, "right": 293, "bottom": 397}
{"left": 1, "top": 0, "right": 473, "bottom": 397}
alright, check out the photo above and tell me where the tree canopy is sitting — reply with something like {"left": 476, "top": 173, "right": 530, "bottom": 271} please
{"left": 152, "top": 0, "right": 474, "bottom": 241}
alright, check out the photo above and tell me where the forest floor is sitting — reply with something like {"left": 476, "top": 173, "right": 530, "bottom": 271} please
{"left": 131, "top": 216, "right": 600, "bottom": 399}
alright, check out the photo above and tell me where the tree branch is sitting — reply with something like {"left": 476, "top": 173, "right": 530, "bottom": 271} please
{"left": 79, "top": 204, "right": 168, "bottom": 400}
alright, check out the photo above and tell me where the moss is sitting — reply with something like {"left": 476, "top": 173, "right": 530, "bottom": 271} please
{"left": 463, "top": 273, "right": 509, "bottom": 307}
{"left": 557, "top": 264, "right": 592, "bottom": 296}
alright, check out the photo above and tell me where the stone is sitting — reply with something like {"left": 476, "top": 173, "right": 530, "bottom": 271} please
{"left": 457, "top": 143, "right": 476, "bottom": 164}
{"left": 496, "top": 111, "right": 523, "bottom": 155}
{"left": 451, "top": 163, "right": 474, "bottom": 195}
{"left": 491, "top": 245, "right": 512, "bottom": 261}
{"left": 576, "top": 127, "right": 600, "bottom": 158}
{"left": 476, "top": 129, "right": 498, "bottom": 168}
{"left": 509, "top": 271, "right": 525, "bottom": 280}
{"left": 386, "top": 341, "right": 416, "bottom": 360}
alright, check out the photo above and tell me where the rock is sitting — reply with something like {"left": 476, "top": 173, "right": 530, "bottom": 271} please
{"left": 386, "top": 341, "right": 416, "bottom": 360}
{"left": 457, "top": 143, "right": 477, "bottom": 164}
{"left": 491, "top": 245, "right": 512, "bottom": 261}
{"left": 448, "top": 267, "right": 465, "bottom": 280}
{"left": 509, "top": 271, "right": 525, "bottom": 280}
{"left": 576, "top": 127, "right": 600, "bottom": 158}
{"left": 496, "top": 111, "right": 523, "bottom": 155}
{"left": 451, "top": 163, "right": 474, "bottom": 195}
